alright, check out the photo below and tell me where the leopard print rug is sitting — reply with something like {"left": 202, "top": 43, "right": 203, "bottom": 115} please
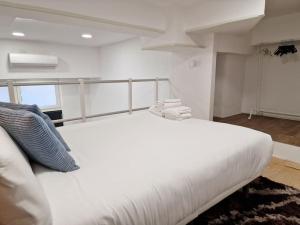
{"left": 188, "top": 177, "right": 300, "bottom": 225}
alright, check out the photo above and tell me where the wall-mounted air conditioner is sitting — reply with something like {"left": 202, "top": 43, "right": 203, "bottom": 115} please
{"left": 8, "top": 53, "right": 58, "bottom": 67}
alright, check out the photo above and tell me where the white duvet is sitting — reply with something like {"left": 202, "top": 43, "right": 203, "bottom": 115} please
{"left": 33, "top": 112, "right": 273, "bottom": 225}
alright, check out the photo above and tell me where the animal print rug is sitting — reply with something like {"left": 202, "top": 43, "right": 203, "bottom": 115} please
{"left": 188, "top": 177, "right": 300, "bottom": 225}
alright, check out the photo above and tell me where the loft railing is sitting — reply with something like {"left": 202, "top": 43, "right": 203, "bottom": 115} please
{"left": 0, "top": 77, "right": 169, "bottom": 124}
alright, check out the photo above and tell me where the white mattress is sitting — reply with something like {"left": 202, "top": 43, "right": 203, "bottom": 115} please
{"left": 33, "top": 112, "right": 273, "bottom": 225}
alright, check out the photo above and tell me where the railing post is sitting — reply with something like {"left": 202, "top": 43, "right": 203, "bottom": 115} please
{"left": 128, "top": 78, "right": 133, "bottom": 114}
{"left": 78, "top": 79, "right": 86, "bottom": 122}
{"left": 155, "top": 77, "right": 159, "bottom": 103}
{"left": 168, "top": 79, "right": 172, "bottom": 99}
{"left": 7, "top": 80, "right": 17, "bottom": 103}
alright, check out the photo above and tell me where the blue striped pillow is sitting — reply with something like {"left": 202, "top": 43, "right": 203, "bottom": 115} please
{"left": 0, "top": 107, "right": 79, "bottom": 172}
{"left": 0, "top": 102, "right": 71, "bottom": 151}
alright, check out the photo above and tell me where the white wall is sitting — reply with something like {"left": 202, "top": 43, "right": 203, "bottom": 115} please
{"left": 91, "top": 36, "right": 219, "bottom": 121}
{"left": 242, "top": 44, "right": 300, "bottom": 117}
{"left": 0, "top": 37, "right": 220, "bottom": 121}
{"left": 0, "top": 38, "right": 174, "bottom": 119}
{"left": 214, "top": 34, "right": 253, "bottom": 55}
{"left": 0, "top": 39, "right": 101, "bottom": 119}
{"left": 88, "top": 38, "right": 172, "bottom": 114}
{"left": 214, "top": 53, "right": 246, "bottom": 118}
{"left": 0, "top": 40, "right": 101, "bottom": 78}
{"left": 241, "top": 53, "right": 260, "bottom": 114}
{"left": 170, "top": 34, "right": 217, "bottom": 120}
{"left": 243, "top": 13, "right": 300, "bottom": 116}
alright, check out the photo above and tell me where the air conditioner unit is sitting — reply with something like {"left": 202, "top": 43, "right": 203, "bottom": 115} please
{"left": 8, "top": 53, "right": 58, "bottom": 67}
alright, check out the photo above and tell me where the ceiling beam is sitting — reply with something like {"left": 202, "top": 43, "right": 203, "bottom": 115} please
{"left": 0, "top": 0, "right": 164, "bottom": 37}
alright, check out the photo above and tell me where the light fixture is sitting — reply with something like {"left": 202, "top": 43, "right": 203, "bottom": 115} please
{"left": 81, "top": 33, "right": 93, "bottom": 39}
{"left": 12, "top": 32, "right": 25, "bottom": 37}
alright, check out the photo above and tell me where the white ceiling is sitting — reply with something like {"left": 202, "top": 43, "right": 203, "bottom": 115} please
{"left": 143, "top": 0, "right": 300, "bottom": 14}
{"left": 0, "top": 16, "right": 135, "bottom": 47}
{"left": 188, "top": 16, "right": 263, "bottom": 35}
{"left": 265, "top": 0, "right": 300, "bottom": 17}
{"left": 1, "top": 0, "right": 300, "bottom": 47}
{"left": 136, "top": 0, "right": 202, "bottom": 7}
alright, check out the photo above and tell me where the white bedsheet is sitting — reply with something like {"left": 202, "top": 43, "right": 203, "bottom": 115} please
{"left": 33, "top": 112, "right": 273, "bottom": 225}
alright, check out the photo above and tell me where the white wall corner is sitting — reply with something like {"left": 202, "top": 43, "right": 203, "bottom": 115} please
{"left": 215, "top": 34, "right": 254, "bottom": 55}
{"left": 170, "top": 33, "right": 216, "bottom": 120}
{"left": 214, "top": 53, "right": 246, "bottom": 118}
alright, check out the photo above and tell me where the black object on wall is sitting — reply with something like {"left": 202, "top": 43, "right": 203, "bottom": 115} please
{"left": 44, "top": 110, "right": 64, "bottom": 127}
{"left": 274, "top": 45, "right": 298, "bottom": 57}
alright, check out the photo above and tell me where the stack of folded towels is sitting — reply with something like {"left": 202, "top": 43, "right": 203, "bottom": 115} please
{"left": 149, "top": 99, "right": 192, "bottom": 120}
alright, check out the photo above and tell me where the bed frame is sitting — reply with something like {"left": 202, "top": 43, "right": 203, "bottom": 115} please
{"left": 0, "top": 77, "right": 169, "bottom": 124}
{"left": 176, "top": 175, "right": 259, "bottom": 225}
{"left": 1, "top": 77, "right": 262, "bottom": 225}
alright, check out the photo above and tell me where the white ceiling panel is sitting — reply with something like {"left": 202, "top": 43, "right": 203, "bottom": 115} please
{"left": 0, "top": 17, "right": 135, "bottom": 47}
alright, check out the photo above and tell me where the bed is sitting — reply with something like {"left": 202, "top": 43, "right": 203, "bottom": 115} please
{"left": 32, "top": 112, "right": 273, "bottom": 225}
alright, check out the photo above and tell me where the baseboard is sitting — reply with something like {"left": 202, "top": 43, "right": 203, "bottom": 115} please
{"left": 273, "top": 141, "right": 300, "bottom": 164}
{"left": 242, "top": 110, "right": 300, "bottom": 121}
{"left": 262, "top": 112, "right": 300, "bottom": 122}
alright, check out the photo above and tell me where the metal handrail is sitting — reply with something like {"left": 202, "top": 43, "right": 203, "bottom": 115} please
{"left": 0, "top": 78, "right": 169, "bottom": 87}
{"left": 0, "top": 77, "right": 169, "bottom": 124}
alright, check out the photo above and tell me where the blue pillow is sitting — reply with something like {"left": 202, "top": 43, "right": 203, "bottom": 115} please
{"left": 0, "top": 102, "right": 71, "bottom": 151}
{"left": 0, "top": 107, "right": 79, "bottom": 172}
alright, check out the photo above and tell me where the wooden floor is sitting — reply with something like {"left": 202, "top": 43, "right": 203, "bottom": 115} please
{"left": 263, "top": 157, "right": 300, "bottom": 190}
{"left": 214, "top": 113, "right": 300, "bottom": 147}
{"left": 213, "top": 114, "right": 300, "bottom": 189}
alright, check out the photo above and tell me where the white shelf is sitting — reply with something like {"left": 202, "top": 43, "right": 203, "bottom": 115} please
{"left": 142, "top": 43, "right": 204, "bottom": 53}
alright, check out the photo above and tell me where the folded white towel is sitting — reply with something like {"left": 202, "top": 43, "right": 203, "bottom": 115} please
{"left": 163, "top": 102, "right": 182, "bottom": 109}
{"left": 164, "top": 111, "right": 192, "bottom": 120}
{"left": 179, "top": 113, "right": 192, "bottom": 120}
{"left": 155, "top": 101, "right": 182, "bottom": 111}
{"left": 149, "top": 106, "right": 163, "bottom": 117}
{"left": 153, "top": 102, "right": 163, "bottom": 111}
{"left": 149, "top": 98, "right": 191, "bottom": 121}
{"left": 163, "top": 106, "right": 191, "bottom": 114}
{"left": 164, "top": 99, "right": 181, "bottom": 103}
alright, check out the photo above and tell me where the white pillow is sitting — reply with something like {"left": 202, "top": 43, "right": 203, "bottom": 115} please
{"left": 0, "top": 127, "right": 52, "bottom": 225}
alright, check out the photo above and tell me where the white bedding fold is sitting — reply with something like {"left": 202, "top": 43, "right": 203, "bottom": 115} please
{"left": 163, "top": 106, "right": 192, "bottom": 114}
{"left": 160, "top": 102, "right": 182, "bottom": 109}
{"left": 164, "top": 111, "right": 192, "bottom": 120}
{"left": 162, "top": 106, "right": 192, "bottom": 120}
{"left": 149, "top": 106, "right": 163, "bottom": 117}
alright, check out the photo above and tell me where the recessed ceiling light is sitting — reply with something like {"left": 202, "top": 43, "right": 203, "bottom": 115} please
{"left": 12, "top": 32, "right": 25, "bottom": 37}
{"left": 81, "top": 33, "right": 92, "bottom": 39}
